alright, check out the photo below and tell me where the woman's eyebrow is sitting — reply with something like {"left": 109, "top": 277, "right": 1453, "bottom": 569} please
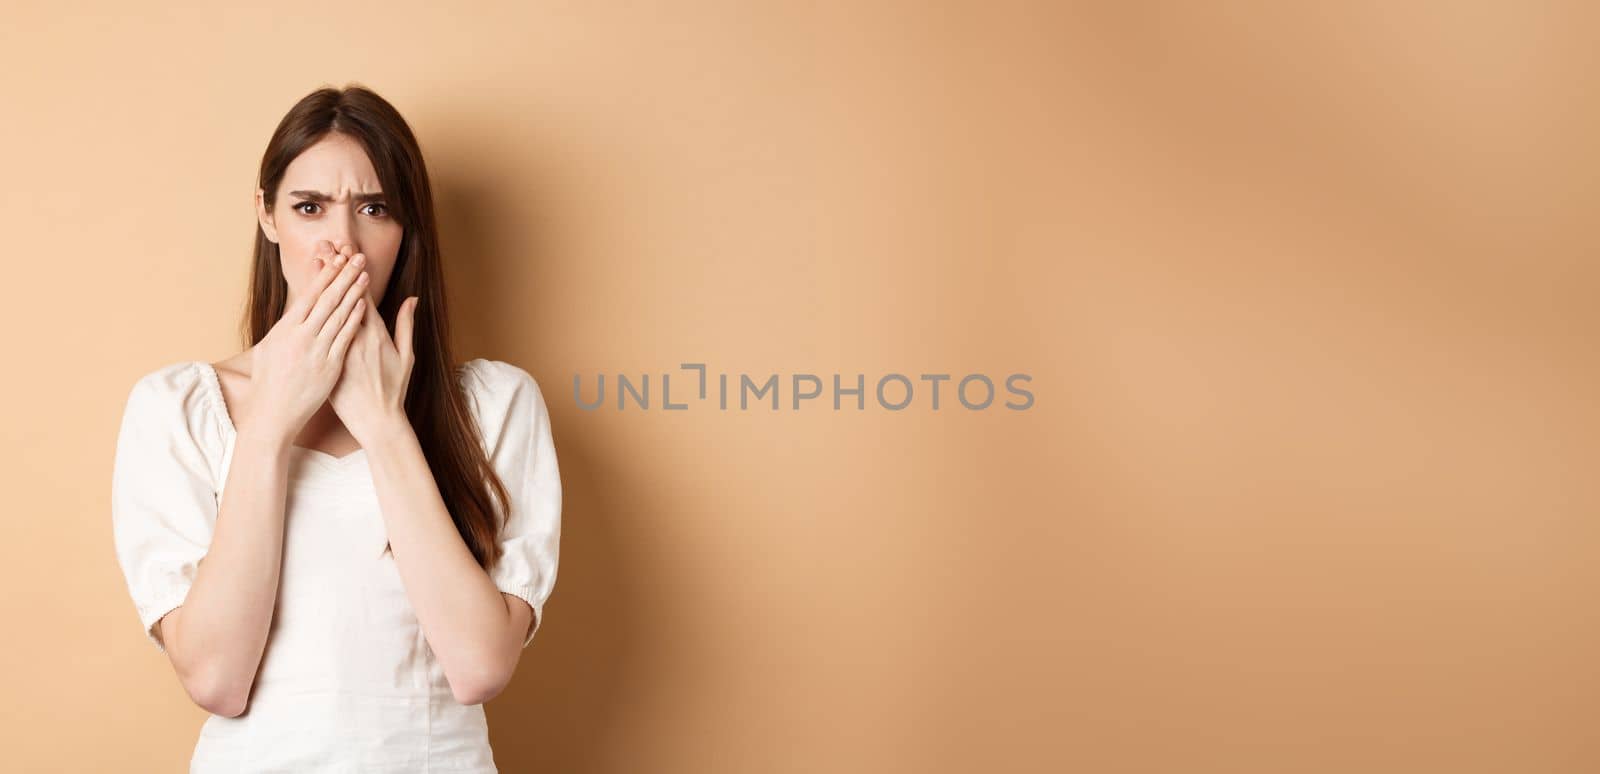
{"left": 288, "top": 189, "right": 386, "bottom": 203}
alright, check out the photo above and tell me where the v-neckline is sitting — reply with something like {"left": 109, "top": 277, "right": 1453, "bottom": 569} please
{"left": 197, "top": 361, "right": 369, "bottom": 471}
{"left": 293, "top": 444, "right": 368, "bottom": 471}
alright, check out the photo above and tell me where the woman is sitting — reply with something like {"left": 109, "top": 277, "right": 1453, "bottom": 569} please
{"left": 110, "top": 84, "right": 561, "bottom": 772}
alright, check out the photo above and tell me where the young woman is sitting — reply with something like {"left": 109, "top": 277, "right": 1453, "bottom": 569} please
{"left": 110, "top": 85, "right": 561, "bottom": 772}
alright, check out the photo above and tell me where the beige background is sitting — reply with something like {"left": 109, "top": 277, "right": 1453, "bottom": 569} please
{"left": 1, "top": 2, "right": 1596, "bottom": 772}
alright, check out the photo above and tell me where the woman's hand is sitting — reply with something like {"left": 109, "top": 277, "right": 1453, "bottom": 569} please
{"left": 236, "top": 240, "right": 370, "bottom": 445}
{"left": 328, "top": 258, "right": 420, "bottom": 447}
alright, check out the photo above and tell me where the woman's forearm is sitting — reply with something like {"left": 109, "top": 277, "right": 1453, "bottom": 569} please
{"left": 162, "top": 428, "right": 293, "bottom": 717}
{"left": 362, "top": 419, "right": 523, "bottom": 705}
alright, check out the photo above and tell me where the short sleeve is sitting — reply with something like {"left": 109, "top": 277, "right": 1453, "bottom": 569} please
{"left": 464, "top": 359, "right": 563, "bottom": 648}
{"left": 110, "top": 362, "right": 222, "bottom": 654}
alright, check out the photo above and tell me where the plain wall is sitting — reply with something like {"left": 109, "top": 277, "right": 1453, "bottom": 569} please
{"left": 0, "top": 2, "right": 1595, "bottom": 772}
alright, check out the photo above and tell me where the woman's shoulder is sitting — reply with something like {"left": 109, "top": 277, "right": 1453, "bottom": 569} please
{"left": 123, "top": 359, "right": 214, "bottom": 411}
{"left": 456, "top": 358, "right": 552, "bottom": 441}
{"left": 117, "top": 359, "right": 229, "bottom": 459}
{"left": 457, "top": 358, "right": 546, "bottom": 403}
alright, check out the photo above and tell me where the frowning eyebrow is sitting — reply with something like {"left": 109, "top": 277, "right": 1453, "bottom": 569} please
{"left": 288, "top": 190, "right": 386, "bottom": 203}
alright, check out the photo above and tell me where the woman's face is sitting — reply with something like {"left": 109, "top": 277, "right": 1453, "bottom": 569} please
{"left": 256, "top": 132, "right": 404, "bottom": 310}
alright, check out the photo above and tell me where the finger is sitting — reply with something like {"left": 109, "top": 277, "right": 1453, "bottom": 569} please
{"left": 317, "top": 266, "right": 371, "bottom": 346}
{"left": 285, "top": 242, "right": 341, "bottom": 322}
{"left": 330, "top": 297, "right": 366, "bottom": 362}
{"left": 369, "top": 291, "right": 398, "bottom": 347}
{"left": 392, "top": 296, "right": 416, "bottom": 360}
{"left": 359, "top": 289, "right": 384, "bottom": 339}
{"left": 305, "top": 239, "right": 335, "bottom": 267}
{"left": 304, "top": 253, "right": 367, "bottom": 332}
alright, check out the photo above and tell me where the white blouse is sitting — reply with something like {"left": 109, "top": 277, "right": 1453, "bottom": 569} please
{"left": 110, "top": 358, "right": 562, "bottom": 773}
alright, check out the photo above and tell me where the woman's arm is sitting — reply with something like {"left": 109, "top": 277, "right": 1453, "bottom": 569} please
{"left": 363, "top": 420, "right": 529, "bottom": 706}
{"left": 160, "top": 427, "right": 295, "bottom": 717}
{"left": 159, "top": 248, "right": 368, "bottom": 716}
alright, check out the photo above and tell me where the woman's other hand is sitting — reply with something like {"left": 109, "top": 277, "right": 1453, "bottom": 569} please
{"left": 329, "top": 277, "right": 419, "bottom": 446}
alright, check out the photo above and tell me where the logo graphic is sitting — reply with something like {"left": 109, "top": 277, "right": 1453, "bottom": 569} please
{"left": 575, "top": 363, "right": 1034, "bottom": 411}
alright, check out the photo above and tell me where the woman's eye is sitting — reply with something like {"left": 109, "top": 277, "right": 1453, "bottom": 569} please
{"left": 362, "top": 203, "right": 389, "bottom": 217}
{"left": 293, "top": 201, "right": 321, "bottom": 215}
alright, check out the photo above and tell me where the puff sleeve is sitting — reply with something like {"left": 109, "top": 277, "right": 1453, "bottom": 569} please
{"left": 110, "top": 363, "right": 222, "bottom": 654}
{"left": 467, "top": 359, "right": 563, "bottom": 648}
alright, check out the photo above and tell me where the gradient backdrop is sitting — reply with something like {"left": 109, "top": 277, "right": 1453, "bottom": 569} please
{"left": 1, "top": 2, "right": 1595, "bottom": 772}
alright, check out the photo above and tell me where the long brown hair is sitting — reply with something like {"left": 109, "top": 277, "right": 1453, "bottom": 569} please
{"left": 242, "top": 84, "right": 510, "bottom": 572}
